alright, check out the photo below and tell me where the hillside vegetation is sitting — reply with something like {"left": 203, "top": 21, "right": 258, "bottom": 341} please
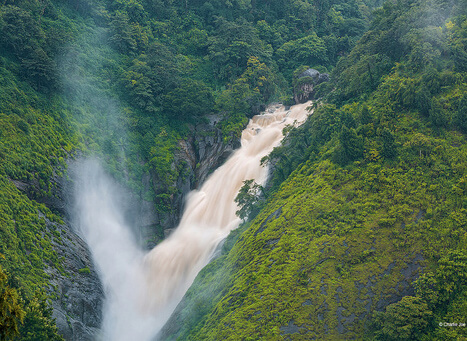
{"left": 0, "top": 0, "right": 379, "bottom": 337}
{"left": 162, "top": 0, "right": 467, "bottom": 340}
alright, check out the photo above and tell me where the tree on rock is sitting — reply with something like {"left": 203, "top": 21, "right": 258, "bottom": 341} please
{"left": 19, "top": 291, "right": 64, "bottom": 341}
{"left": 235, "top": 179, "right": 263, "bottom": 220}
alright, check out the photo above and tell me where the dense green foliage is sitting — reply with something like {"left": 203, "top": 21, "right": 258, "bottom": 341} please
{"left": 0, "top": 54, "right": 68, "bottom": 337}
{"left": 164, "top": 0, "right": 467, "bottom": 339}
{"left": 1, "top": 0, "right": 465, "bottom": 338}
{"left": 0, "top": 0, "right": 377, "bottom": 336}
{"left": 0, "top": 264, "right": 62, "bottom": 341}
{"left": 18, "top": 291, "right": 64, "bottom": 341}
{"left": 369, "top": 251, "right": 467, "bottom": 340}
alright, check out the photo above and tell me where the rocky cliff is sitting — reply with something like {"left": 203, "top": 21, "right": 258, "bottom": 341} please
{"left": 11, "top": 171, "right": 104, "bottom": 340}
{"left": 293, "top": 69, "right": 330, "bottom": 104}
{"left": 141, "top": 118, "right": 240, "bottom": 247}
{"left": 30, "top": 118, "right": 241, "bottom": 340}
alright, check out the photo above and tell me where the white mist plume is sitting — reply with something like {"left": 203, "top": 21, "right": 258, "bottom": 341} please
{"left": 74, "top": 101, "right": 312, "bottom": 340}
{"left": 74, "top": 160, "right": 158, "bottom": 340}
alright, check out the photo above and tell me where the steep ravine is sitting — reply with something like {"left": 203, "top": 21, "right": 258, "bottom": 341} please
{"left": 10, "top": 119, "right": 239, "bottom": 340}
{"left": 61, "top": 101, "right": 311, "bottom": 340}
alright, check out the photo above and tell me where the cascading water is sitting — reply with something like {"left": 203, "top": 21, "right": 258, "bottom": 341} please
{"left": 74, "top": 101, "right": 312, "bottom": 340}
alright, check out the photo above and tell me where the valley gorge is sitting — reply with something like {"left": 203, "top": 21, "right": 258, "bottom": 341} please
{"left": 0, "top": 0, "right": 466, "bottom": 340}
{"left": 37, "top": 117, "right": 242, "bottom": 340}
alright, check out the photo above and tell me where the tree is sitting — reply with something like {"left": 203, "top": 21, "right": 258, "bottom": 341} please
{"left": 0, "top": 264, "right": 25, "bottom": 340}
{"left": 121, "top": 43, "right": 182, "bottom": 112}
{"left": 208, "top": 17, "right": 272, "bottom": 82}
{"left": 421, "top": 67, "right": 441, "bottom": 95}
{"left": 235, "top": 179, "right": 263, "bottom": 220}
{"left": 19, "top": 291, "right": 64, "bottom": 341}
{"left": 21, "top": 48, "right": 58, "bottom": 92}
{"left": 162, "top": 79, "right": 215, "bottom": 120}
{"left": 109, "top": 11, "right": 137, "bottom": 54}
{"left": 240, "top": 56, "right": 277, "bottom": 103}
{"left": 182, "top": 28, "right": 209, "bottom": 56}
{"left": 337, "top": 125, "right": 363, "bottom": 163}
{"left": 0, "top": 6, "right": 42, "bottom": 57}
{"left": 433, "top": 251, "right": 467, "bottom": 307}
{"left": 414, "top": 86, "right": 431, "bottom": 116}
{"left": 454, "top": 95, "right": 467, "bottom": 132}
{"left": 370, "top": 296, "right": 433, "bottom": 340}
{"left": 447, "top": 17, "right": 467, "bottom": 72}
{"left": 121, "top": 60, "right": 154, "bottom": 111}
{"left": 216, "top": 56, "right": 277, "bottom": 119}
{"left": 429, "top": 98, "right": 449, "bottom": 128}
{"left": 276, "top": 33, "right": 328, "bottom": 78}
{"left": 381, "top": 128, "right": 396, "bottom": 159}
{"left": 361, "top": 105, "right": 372, "bottom": 125}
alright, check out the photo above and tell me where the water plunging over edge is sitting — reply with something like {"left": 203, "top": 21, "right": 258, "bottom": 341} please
{"left": 73, "top": 101, "right": 313, "bottom": 340}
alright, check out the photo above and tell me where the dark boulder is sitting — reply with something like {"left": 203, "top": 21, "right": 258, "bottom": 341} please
{"left": 294, "top": 68, "right": 330, "bottom": 103}
{"left": 298, "top": 68, "right": 320, "bottom": 81}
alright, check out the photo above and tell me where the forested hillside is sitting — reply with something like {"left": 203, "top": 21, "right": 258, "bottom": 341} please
{"left": 161, "top": 0, "right": 467, "bottom": 340}
{"left": 1, "top": 0, "right": 466, "bottom": 339}
{"left": 0, "top": 0, "right": 378, "bottom": 338}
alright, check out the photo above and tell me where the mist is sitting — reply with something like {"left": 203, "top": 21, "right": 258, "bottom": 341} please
{"left": 58, "top": 25, "right": 129, "bottom": 178}
{"left": 59, "top": 23, "right": 154, "bottom": 339}
{"left": 71, "top": 159, "right": 159, "bottom": 340}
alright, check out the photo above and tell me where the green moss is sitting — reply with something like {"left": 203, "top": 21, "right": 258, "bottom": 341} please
{"left": 78, "top": 267, "right": 91, "bottom": 275}
{"left": 0, "top": 178, "right": 64, "bottom": 296}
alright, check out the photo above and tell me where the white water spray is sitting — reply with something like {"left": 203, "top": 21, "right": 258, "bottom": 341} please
{"left": 74, "top": 101, "right": 312, "bottom": 340}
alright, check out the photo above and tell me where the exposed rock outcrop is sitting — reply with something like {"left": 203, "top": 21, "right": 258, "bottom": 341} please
{"left": 294, "top": 68, "right": 330, "bottom": 103}
{"left": 47, "top": 219, "right": 104, "bottom": 341}
{"left": 11, "top": 173, "right": 104, "bottom": 341}
{"left": 142, "top": 118, "right": 240, "bottom": 247}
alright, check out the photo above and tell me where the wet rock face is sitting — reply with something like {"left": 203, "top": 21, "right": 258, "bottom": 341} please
{"left": 11, "top": 173, "right": 104, "bottom": 341}
{"left": 47, "top": 219, "right": 104, "bottom": 341}
{"left": 143, "top": 119, "right": 240, "bottom": 247}
{"left": 193, "top": 122, "right": 240, "bottom": 186}
{"left": 294, "top": 68, "right": 330, "bottom": 104}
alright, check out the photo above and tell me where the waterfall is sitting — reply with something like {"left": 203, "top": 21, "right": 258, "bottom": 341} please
{"left": 74, "top": 101, "right": 312, "bottom": 340}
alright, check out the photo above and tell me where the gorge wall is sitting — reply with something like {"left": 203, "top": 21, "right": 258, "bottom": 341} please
{"left": 8, "top": 118, "right": 240, "bottom": 340}
{"left": 142, "top": 120, "right": 240, "bottom": 247}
